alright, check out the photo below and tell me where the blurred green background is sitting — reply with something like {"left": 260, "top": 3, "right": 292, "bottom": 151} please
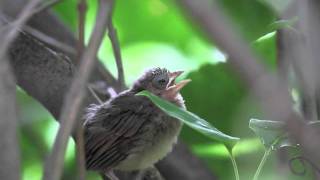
{"left": 17, "top": 0, "right": 314, "bottom": 179}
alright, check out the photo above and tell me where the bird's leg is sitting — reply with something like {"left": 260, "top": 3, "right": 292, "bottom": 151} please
{"left": 105, "top": 170, "right": 119, "bottom": 180}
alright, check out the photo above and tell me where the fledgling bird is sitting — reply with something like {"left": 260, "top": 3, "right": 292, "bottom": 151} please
{"left": 84, "top": 68, "right": 190, "bottom": 180}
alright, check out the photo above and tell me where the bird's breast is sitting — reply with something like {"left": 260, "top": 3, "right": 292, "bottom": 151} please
{"left": 114, "top": 113, "right": 182, "bottom": 171}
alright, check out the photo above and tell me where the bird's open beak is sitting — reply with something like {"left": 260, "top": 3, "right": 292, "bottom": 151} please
{"left": 164, "top": 71, "right": 191, "bottom": 98}
{"left": 169, "top": 70, "right": 184, "bottom": 80}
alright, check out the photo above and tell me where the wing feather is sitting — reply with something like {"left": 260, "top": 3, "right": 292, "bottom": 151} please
{"left": 84, "top": 94, "right": 153, "bottom": 171}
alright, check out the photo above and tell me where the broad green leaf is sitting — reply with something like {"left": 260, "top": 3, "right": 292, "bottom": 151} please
{"left": 137, "top": 90, "right": 240, "bottom": 148}
{"left": 179, "top": 64, "right": 254, "bottom": 178}
{"left": 249, "top": 119, "right": 295, "bottom": 150}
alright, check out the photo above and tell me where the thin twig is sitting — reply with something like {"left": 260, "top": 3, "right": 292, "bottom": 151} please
{"left": 77, "top": 0, "right": 87, "bottom": 62}
{"left": 0, "top": 4, "right": 29, "bottom": 176}
{"left": 75, "top": 125, "right": 86, "bottom": 180}
{"left": 42, "top": 0, "right": 114, "bottom": 180}
{"left": 108, "top": 17, "right": 125, "bottom": 90}
{"left": 75, "top": 0, "right": 88, "bottom": 179}
{"left": 24, "top": 25, "right": 77, "bottom": 54}
{"left": 88, "top": 85, "right": 104, "bottom": 104}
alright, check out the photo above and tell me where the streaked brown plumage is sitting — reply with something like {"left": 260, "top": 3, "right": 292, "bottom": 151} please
{"left": 84, "top": 68, "right": 190, "bottom": 179}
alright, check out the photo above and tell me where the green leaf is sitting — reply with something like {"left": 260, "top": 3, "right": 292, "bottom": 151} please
{"left": 252, "top": 32, "right": 277, "bottom": 69}
{"left": 249, "top": 119, "right": 295, "bottom": 150}
{"left": 137, "top": 90, "right": 240, "bottom": 148}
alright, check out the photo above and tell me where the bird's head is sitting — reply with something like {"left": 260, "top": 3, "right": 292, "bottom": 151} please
{"left": 131, "top": 68, "right": 191, "bottom": 101}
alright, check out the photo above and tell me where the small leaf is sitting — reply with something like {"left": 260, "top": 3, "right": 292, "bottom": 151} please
{"left": 252, "top": 32, "right": 276, "bottom": 69}
{"left": 267, "top": 17, "right": 298, "bottom": 32}
{"left": 137, "top": 90, "right": 240, "bottom": 148}
{"left": 249, "top": 119, "right": 296, "bottom": 150}
{"left": 308, "top": 121, "right": 320, "bottom": 127}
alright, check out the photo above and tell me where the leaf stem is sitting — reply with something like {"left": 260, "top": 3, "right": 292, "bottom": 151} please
{"left": 227, "top": 148, "right": 240, "bottom": 180}
{"left": 253, "top": 148, "right": 272, "bottom": 180}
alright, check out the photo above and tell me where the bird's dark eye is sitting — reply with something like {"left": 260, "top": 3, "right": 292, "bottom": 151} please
{"left": 158, "top": 79, "right": 166, "bottom": 84}
{"left": 152, "top": 74, "right": 169, "bottom": 89}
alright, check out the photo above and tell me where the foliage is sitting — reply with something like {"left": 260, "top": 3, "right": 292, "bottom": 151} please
{"left": 249, "top": 119, "right": 293, "bottom": 150}
{"left": 16, "top": 0, "right": 315, "bottom": 180}
{"left": 249, "top": 119, "right": 295, "bottom": 180}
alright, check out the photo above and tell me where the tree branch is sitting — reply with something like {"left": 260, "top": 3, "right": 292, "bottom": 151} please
{"left": 75, "top": 0, "right": 87, "bottom": 179}
{"left": 0, "top": 56, "right": 20, "bottom": 180}
{"left": 108, "top": 18, "right": 125, "bottom": 90}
